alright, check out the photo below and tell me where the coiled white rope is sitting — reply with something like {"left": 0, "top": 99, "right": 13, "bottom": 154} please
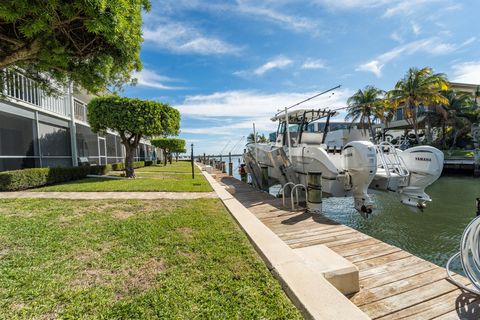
{"left": 446, "top": 215, "right": 480, "bottom": 294}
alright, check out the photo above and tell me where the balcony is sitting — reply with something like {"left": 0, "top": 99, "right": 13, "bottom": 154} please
{"left": 73, "top": 99, "right": 88, "bottom": 123}
{"left": 2, "top": 69, "right": 70, "bottom": 118}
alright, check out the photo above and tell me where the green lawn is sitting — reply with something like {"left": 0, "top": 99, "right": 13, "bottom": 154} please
{"left": 0, "top": 198, "right": 301, "bottom": 319}
{"left": 34, "top": 173, "right": 212, "bottom": 192}
{"left": 136, "top": 161, "right": 200, "bottom": 174}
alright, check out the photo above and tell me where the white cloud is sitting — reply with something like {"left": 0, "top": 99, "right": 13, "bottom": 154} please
{"left": 132, "top": 69, "right": 184, "bottom": 90}
{"left": 254, "top": 56, "right": 293, "bottom": 75}
{"left": 390, "top": 31, "right": 403, "bottom": 43}
{"left": 143, "top": 21, "right": 241, "bottom": 55}
{"left": 175, "top": 89, "right": 351, "bottom": 119}
{"left": 235, "top": 56, "right": 293, "bottom": 77}
{"left": 301, "top": 58, "right": 327, "bottom": 69}
{"left": 411, "top": 22, "right": 421, "bottom": 35}
{"left": 452, "top": 61, "right": 480, "bottom": 84}
{"left": 235, "top": 0, "right": 318, "bottom": 32}
{"left": 313, "top": 0, "right": 443, "bottom": 18}
{"left": 357, "top": 37, "right": 468, "bottom": 77}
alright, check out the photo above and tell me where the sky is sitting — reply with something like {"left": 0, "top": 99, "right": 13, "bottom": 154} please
{"left": 122, "top": 0, "right": 480, "bottom": 156}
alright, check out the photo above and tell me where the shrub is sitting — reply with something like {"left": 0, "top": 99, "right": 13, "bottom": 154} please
{"left": 156, "top": 159, "right": 162, "bottom": 165}
{"left": 133, "top": 161, "right": 145, "bottom": 168}
{"left": 112, "top": 162, "right": 125, "bottom": 171}
{"left": 0, "top": 166, "right": 90, "bottom": 191}
{"left": 145, "top": 160, "right": 153, "bottom": 166}
{"left": 89, "top": 164, "right": 112, "bottom": 175}
{"left": 111, "top": 161, "right": 145, "bottom": 171}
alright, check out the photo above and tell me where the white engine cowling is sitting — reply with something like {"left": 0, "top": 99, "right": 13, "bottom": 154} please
{"left": 341, "top": 141, "right": 377, "bottom": 215}
{"left": 397, "top": 146, "right": 444, "bottom": 207}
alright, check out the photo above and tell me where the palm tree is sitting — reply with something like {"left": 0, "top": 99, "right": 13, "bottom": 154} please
{"left": 388, "top": 67, "right": 449, "bottom": 144}
{"left": 442, "top": 90, "right": 474, "bottom": 148}
{"left": 247, "top": 132, "right": 268, "bottom": 143}
{"left": 345, "top": 85, "right": 385, "bottom": 143}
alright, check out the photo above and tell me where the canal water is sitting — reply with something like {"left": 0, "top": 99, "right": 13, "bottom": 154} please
{"left": 228, "top": 157, "right": 480, "bottom": 269}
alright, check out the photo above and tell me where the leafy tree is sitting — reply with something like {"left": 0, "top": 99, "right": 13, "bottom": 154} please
{"left": 87, "top": 96, "right": 180, "bottom": 177}
{"left": 247, "top": 133, "right": 268, "bottom": 143}
{"left": 0, "top": 0, "right": 150, "bottom": 94}
{"left": 151, "top": 138, "right": 186, "bottom": 165}
{"left": 442, "top": 90, "right": 475, "bottom": 148}
{"left": 388, "top": 67, "right": 448, "bottom": 143}
{"left": 345, "top": 85, "right": 385, "bottom": 143}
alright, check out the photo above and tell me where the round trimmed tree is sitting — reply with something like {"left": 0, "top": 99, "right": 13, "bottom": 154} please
{"left": 151, "top": 138, "right": 186, "bottom": 165}
{"left": 87, "top": 96, "right": 180, "bottom": 177}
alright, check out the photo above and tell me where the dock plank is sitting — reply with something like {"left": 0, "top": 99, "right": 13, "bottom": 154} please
{"left": 212, "top": 172, "right": 473, "bottom": 320}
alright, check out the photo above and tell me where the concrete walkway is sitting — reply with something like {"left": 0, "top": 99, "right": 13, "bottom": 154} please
{"left": 198, "top": 163, "right": 369, "bottom": 320}
{"left": 0, "top": 191, "right": 218, "bottom": 200}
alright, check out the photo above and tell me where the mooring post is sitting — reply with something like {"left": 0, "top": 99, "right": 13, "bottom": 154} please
{"left": 307, "top": 172, "right": 323, "bottom": 214}
{"left": 222, "top": 161, "right": 227, "bottom": 173}
{"left": 228, "top": 152, "right": 233, "bottom": 176}
{"left": 190, "top": 144, "right": 195, "bottom": 179}
{"left": 203, "top": 153, "right": 206, "bottom": 164}
{"left": 260, "top": 165, "right": 269, "bottom": 191}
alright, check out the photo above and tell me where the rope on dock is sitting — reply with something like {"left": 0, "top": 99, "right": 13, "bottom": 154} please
{"left": 446, "top": 214, "right": 480, "bottom": 294}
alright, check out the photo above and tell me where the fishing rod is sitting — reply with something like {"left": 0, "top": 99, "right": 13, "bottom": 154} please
{"left": 218, "top": 139, "right": 231, "bottom": 157}
{"left": 229, "top": 136, "right": 245, "bottom": 154}
{"left": 275, "top": 84, "right": 341, "bottom": 116}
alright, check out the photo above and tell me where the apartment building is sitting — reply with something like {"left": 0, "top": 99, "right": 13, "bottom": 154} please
{"left": 0, "top": 71, "right": 158, "bottom": 172}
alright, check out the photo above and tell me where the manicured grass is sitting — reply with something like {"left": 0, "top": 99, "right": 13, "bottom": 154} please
{"left": 137, "top": 161, "right": 200, "bottom": 174}
{"left": 0, "top": 198, "right": 301, "bottom": 319}
{"left": 34, "top": 173, "right": 212, "bottom": 192}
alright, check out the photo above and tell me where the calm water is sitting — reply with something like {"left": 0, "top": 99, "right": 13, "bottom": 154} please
{"left": 227, "top": 157, "right": 480, "bottom": 268}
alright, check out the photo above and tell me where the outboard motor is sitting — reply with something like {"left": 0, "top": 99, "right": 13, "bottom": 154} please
{"left": 342, "top": 141, "right": 377, "bottom": 217}
{"left": 397, "top": 146, "right": 444, "bottom": 208}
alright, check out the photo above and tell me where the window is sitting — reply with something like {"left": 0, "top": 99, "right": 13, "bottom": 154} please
{"left": 0, "top": 111, "right": 37, "bottom": 156}
{"left": 38, "top": 123, "right": 71, "bottom": 157}
{"left": 76, "top": 124, "right": 99, "bottom": 157}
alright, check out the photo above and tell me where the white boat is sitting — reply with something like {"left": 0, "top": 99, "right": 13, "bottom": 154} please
{"left": 243, "top": 108, "right": 444, "bottom": 217}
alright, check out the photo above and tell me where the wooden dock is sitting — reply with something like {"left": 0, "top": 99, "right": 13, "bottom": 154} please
{"left": 213, "top": 171, "right": 480, "bottom": 319}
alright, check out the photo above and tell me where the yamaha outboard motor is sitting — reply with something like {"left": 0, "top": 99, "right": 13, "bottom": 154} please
{"left": 342, "top": 141, "right": 377, "bottom": 217}
{"left": 397, "top": 146, "right": 444, "bottom": 208}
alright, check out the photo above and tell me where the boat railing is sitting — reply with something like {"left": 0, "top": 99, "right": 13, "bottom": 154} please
{"left": 376, "top": 141, "right": 410, "bottom": 178}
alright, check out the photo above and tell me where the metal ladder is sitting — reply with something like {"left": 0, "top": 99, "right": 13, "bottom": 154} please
{"left": 376, "top": 142, "right": 410, "bottom": 185}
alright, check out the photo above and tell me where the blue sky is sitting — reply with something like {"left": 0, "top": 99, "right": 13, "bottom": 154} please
{"left": 123, "top": 0, "right": 480, "bottom": 155}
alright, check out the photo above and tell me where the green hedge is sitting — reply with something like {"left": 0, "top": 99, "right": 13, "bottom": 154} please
{"left": 89, "top": 164, "right": 112, "bottom": 175}
{"left": 134, "top": 161, "right": 145, "bottom": 168}
{"left": 112, "top": 162, "right": 125, "bottom": 171}
{"left": 111, "top": 161, "right": 145, "bottom": 171}
{"left": 145, "top": 160, "right": 153, "bottom": 166}
{"left": 0, "top": 167, "right": 91, "bottom": 191}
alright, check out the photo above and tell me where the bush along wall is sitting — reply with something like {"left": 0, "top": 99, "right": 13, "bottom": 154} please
{"left": 0, "top": 167, "right": 91, "bottom": 191}
{"left": 111, "top": 161, "right": 145, "bottom": 171}
{"left": 89, "top": 164, "right": 112, "bottom": 175}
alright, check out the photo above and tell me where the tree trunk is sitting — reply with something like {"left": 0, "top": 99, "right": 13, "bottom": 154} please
{"left": 412, "top": 106, "right": 420, "bottom": 144}
{"left": 425, "top": 122, "right": 433, "bottom": 144}
{"left": 442, "top": 122, "right": 447, "bottom": 149}
{"left": 368, "top": 117, "right": 376, "bottom": 144}
{"left": 124, "top": 145, "right": 135, "bottom": 178}
{"left": 163, "top": 150, "right": 168, "bottom": 166}
{"left": 168, "top": 154, "right": 172, "bottom": 164}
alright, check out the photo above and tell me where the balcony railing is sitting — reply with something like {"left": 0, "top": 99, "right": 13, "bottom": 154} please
{"left": 74, "top": 99, "right": 88, "bottom": 122}
{"left": 2, "top": 69, "right": 70, "bottom": 118}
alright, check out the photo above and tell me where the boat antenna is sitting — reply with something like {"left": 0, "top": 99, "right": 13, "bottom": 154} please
{"left": 275, "top": 84, "right": 341, "bottom": 116}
